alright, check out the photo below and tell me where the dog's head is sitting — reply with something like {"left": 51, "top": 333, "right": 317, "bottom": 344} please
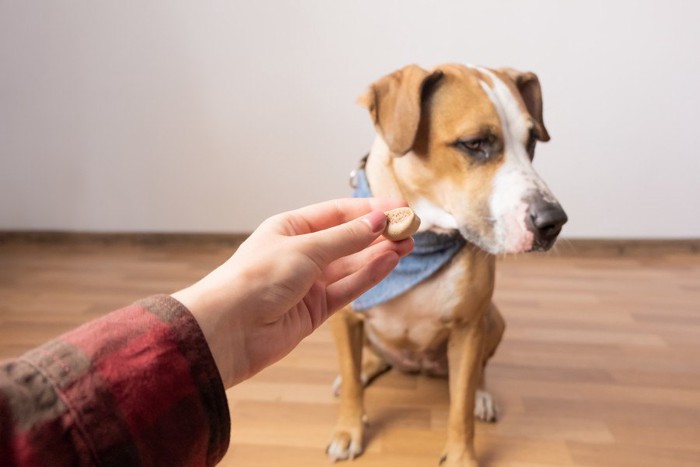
{"left": 359, "top": 64, "right": 567, "bottom": 254}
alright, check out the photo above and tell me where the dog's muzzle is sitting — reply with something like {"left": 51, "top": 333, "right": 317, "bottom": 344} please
{"left": 526, "top": 197, "right": 568, "bottom": 251}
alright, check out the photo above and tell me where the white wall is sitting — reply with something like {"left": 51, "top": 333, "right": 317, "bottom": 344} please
{"left": 1, "top": 0, "right": 698, "bottom": 238}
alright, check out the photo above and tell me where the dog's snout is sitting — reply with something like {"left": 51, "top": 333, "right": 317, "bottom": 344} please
{"left": 527, "top": 199, "right": 568, "bottom": 250}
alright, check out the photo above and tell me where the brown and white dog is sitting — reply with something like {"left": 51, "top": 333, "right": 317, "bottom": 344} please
{"left": 326, "top": 64, "right": 567, "bottom": 466}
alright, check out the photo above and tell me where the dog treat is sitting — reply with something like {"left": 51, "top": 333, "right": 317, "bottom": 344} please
{"left": 383, "top": 207, "right": 421, "bottom": 241}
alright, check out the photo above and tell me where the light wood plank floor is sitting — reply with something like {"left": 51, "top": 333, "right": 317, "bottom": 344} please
{"left": 1, "top": 241, "right": 699, "bottom": 466}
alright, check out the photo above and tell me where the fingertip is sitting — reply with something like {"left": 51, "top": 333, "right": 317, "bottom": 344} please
{"left": 377, "top": 236, "right": 414, "bottom": 257}
{"left": 396, "top": 236, "right": 414, "bottom": 256}
{"left": 360, "top": 210, "right": 388, "bottom": 234}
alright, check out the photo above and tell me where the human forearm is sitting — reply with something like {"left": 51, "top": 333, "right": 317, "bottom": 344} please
{"left": 0, "top": 296, "right": 230, "bottom": 467}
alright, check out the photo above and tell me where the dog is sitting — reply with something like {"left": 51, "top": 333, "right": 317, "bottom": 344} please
{"left": 326, "top": 64, "right": 567, "bottom": 467}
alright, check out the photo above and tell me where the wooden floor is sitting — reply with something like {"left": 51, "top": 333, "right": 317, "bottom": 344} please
{"left": 1, "top": 240, "right": 699, "bottom": 466}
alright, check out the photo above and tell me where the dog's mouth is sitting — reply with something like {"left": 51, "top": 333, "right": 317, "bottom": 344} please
{"left": 530, "top": 234, "right": 561, "bottom": 252}
{"left": 455, "top": 199, "right": 567, "bottom": 255}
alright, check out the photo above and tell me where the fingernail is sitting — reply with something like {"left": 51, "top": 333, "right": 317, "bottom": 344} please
{"left": 361, "top": 211, "right": 387, "bottom": 233}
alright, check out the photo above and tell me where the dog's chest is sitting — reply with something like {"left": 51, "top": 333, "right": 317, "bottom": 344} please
{"left": 358, "top": 248, "right": 495, "bottom": 374}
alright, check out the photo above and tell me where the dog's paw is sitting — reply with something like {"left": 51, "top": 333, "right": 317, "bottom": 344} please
{"left": 474, "top": 389, "right": 499, "bottom": 422}
{"left": 326, "top": 428, "right": 363, "bottom": 461}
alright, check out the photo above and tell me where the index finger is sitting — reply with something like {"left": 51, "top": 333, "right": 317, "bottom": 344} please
{"left": 275, "top": 198, "right": 408, "bottom": 236}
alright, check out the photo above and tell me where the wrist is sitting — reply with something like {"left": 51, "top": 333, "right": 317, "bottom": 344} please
{"left": 171, "top": 282, "right": 245, "bottom": 388}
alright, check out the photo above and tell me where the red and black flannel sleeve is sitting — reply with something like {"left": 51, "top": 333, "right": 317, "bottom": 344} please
{"left": 0, "top": 295, "right": 231, "bottom": 467}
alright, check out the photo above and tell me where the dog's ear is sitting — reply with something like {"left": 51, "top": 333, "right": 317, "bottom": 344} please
{"left": 358, "top": 65, "right": 444, "bottom": 155}
{"left": 500, "top": 68, "right": 550, "bottom": 142}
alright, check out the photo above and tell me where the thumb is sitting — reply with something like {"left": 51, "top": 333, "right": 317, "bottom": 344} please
{"left": 302, "top": 211, "right": 387, "bottom": 268}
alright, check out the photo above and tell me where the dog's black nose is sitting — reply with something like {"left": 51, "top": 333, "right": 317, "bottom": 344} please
{"left": 528, "top": 199, "right": 568, "bottom": 250}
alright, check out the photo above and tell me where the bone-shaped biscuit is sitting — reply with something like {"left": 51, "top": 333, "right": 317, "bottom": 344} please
{"left": 383, "top": 207, "right": 421, "bottom": 241}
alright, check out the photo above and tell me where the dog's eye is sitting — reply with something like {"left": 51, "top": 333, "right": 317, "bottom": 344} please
{"left": 455, "top": 137, "right": 491, "bottom": 161}
{"left": 464, "top": 140, "right": 483, "bottom": 151}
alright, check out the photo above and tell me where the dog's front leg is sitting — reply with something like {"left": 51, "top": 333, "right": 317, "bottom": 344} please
{"left": 327, "top": 307, "right": 366, "bottom": 461}
{"left": 441, "top": 318, "right": 486, "bottom": 467}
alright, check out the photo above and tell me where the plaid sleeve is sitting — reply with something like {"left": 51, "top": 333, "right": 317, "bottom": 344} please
{"left": 0, "top": 295, "right": 230, "bottom": 467}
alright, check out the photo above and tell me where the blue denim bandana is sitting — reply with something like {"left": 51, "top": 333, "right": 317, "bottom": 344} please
{"left": 352, "top": 168, "right": 466, "bottom": 310}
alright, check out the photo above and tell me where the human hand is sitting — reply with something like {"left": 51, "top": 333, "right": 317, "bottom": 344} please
{"left": 172, "top": 198, "right": 413, "bottom": 387}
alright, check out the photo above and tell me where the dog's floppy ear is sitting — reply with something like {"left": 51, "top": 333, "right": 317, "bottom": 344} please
{"left": 358, "top": 65, "right": 444, "bottom": 155}
{"left": 500, "top": 68, "right": 550, "bottom": 142}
